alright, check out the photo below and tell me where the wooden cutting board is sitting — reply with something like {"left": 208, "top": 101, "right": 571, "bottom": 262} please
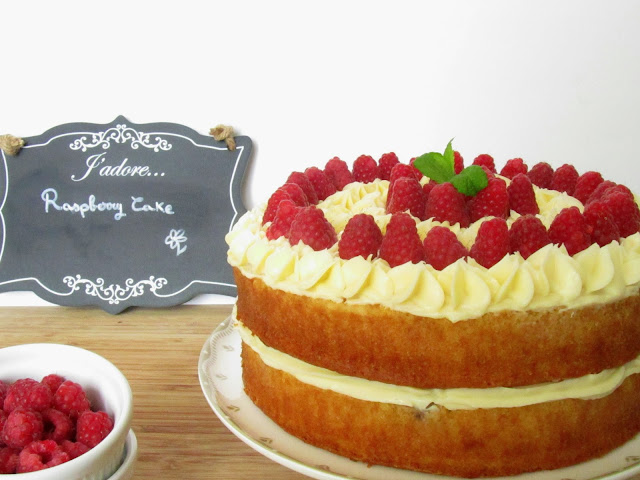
{"left": 0, "top": 304, "right": 307, "bottom": 479}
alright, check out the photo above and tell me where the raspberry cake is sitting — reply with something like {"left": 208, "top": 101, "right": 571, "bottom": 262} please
{"left": 225, "top": 145, "right": 640, "bottom": 477}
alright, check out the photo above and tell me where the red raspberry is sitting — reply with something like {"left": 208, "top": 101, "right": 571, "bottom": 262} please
{"left": 0, "top": 381, "right": 8, "bottom": 408}
{"left": 378, "top": 152, "right": 400, "bottom": 180}
{"left": 550, "top": 164, "right": 579, "bottom": 195}
{"left": 470, "top": 218, "right": 510, "bottom": 268}
{"left": 423, "top": 227, "right": 468, "bottom": 270}
{"left": 42, "top": 408, "right": 74, "bottom": 443}
{"left": 323, "top": 157, "right": 354, "bottom": 191}
{"left": 352, "top": 155, "right": 379, "bottom": 183}
{"left": 53, "top": 380, "right": 90, "bottom": 420}
{"left": 0, "top": 410, "right": 6, "bottom": 444}
{"left": 499, "top": 157, "right": 528, "bottom": 179}
{"left": 509, "top": 215, "right": 551, "bottom": 259}
{"left": 338, "top": 214, "right": 382, "bottom": 260}
{"left": 472, "top": 153, "right": 496, "bottom": 173}
{"left": 527, "top": 162, "right": 554, "bottom": 189}
{"left": 288, "top": 206, "right": 337, "bottom": 251}
{"left": 424, "top": 182, "right": 470, "bottom": 227}
{"left": 600, "top": 187, "right": 640, "bottom": 238}
{"left": 573, "top": 171, "right": 603, "bottom": 205}
{"left": 507, "top": 173, "right": 539, "bottom": 215}
{"left": 76, "top": 410, "right": 113, "bottom": 449}
{"left": 3, "top": 378, "right": 52, "bottom": 413}
{"left": 17, "top": 440, "right": 69, "bottom": 473}
{"left": 408, "top": 157, "right": 424, "bottom": 178}
{"left": 386, "top": 177, "right": 427, "bottom": 219}
{"left": 467, "top": 177, "right": 509, "bottom": 222}
{"left": 278, "top": 182, "right": 309, "bottom": 207}
{"left": 262, "top": 187, "right": 293, "bottom": 224}
{"left": 388, "top": 163, "right": 422, "bottom": 200}
{"left": 41, "top": 374, "right": 65, "bottom": 395}
{"left": 265, "top": 199, "right": 301, "bottom": 240}
{"left": 585, "top": 180, "right": 617, "bottom": 205}
{"left": 2, "top": 408, "right": 43, "bottom": 449}
{"left": 60, "top": 440, "right": 89, "bottom": 460}
{"left": 0, "top": 446, "right": 18, "bottom": 474}
{"left": 548, "top": 207, "right": 592, "bottom": 255}
{"left": 379, "top": 213, "right": 424, "bottom": 267}
{"left": 583, "top": 201, "right": 621, "bottom": 247}
{"left": 304, "top": 166, "right": 337, "bottom": 201}
{"left": 286, "top": 171, "right": 319, "bottom": 204}
{"left": 453, "top": 151, "right": 464, "bottom": 174}
{"left": 422, "top": 180, "right": 436, "bottom": 202}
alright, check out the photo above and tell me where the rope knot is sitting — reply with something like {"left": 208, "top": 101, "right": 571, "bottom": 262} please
{"left": 209, "top": 125, "right": 236, "bottom": 151}
{"left": 0, "top": 134, "right": 25, "bottom": 156}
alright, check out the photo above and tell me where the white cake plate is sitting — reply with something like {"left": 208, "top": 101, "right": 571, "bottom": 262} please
{"left": 198, "top": 316, "right": 640, "bottom": 480}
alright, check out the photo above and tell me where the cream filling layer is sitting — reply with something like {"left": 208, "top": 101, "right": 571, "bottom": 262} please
{"left": 237, "top": 319, "right": 640, "bottom": 411}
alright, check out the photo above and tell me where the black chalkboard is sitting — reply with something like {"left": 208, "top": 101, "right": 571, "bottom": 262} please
{"left": 0, "top": 116, "right": 251, "bottom": 313}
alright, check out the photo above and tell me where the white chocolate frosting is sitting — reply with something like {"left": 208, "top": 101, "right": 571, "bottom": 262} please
{"left": 226, "top": 179, "right": 640, "bottom": 321}
{"left": 237, "top": 318, "right": 640, "bottom": 411}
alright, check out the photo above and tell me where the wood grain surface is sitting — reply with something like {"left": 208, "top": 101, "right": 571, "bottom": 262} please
{"left": 0, "top": 305, "right": 307, "bottom": 479}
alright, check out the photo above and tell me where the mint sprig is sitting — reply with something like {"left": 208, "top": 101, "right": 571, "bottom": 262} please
{"left": 413, "top": 140, "right": 488, "bottom": 196}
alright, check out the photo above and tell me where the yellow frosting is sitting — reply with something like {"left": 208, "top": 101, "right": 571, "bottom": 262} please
{"left": 237, "top": 318, "right": 640, "bottom": 411}
{"left": 226, "top": 179, "right": 640, "bottom": 321}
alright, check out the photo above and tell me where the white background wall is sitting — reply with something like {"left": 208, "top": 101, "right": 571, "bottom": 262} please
{"left": 1, "top": 0, "right": 639, "bottom": 306}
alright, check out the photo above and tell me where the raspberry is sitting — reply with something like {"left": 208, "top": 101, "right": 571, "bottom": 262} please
{"left": 0, "top": 446, "right": 18, "bottom": 474}
{"left": 278, "top": 182, "right": 309, "bottom": 207}
{"left": 548, "top": 206, "right": 592, "bottom": 255}
{"left": 265, "top": 199, "right": 301, "bottom": 240}
{"left": 262, "top": 187, "right": 293, "bottom": 224}
{"left": 288, "top": 206, "right": 337, "bottom": 251}
{"left": 0, "top": 381, "right": 8, "bottom": 408}
{"left": 472, "top": 153, "right": 496, "bottom": 173}
{"left": 304, "top": 166, "right": 337, "bottom": 201}
{"left": 509, "top": 215, "right": 551, "bottom": 259}
{"left": 60, "top": 440, "right": 89, "bottom": 460}
{"left": 453, "top": 151, "right": 464, "bottom": 174}
{"left": 507, "top": 173, "right": 539, "bottom": 215}
{"left": 0, "top": 411, "right": 6, "bottom": 444}
{"left": 42, "top": 408, "right": 74, "bottom": 443}
{"left": 550, "top": 164, "right": 579, "bottom": 195}
{"left": 352, "top": 155, "right": 379, "bottom": 183}
{"left": 53, "top": 380, "right": 90, "bottom": 420}
{"left": 424, "top": 182, "right": 470, "bottom": 227}
{"left": 573, "top": 171, "right": 603, "bottom": 205}
{"left": 17, "top": 440, "right": 69, "bottom": 473}
{"left": 467, "top": 177, "right": 509, "bottom": 222}
{"left": 586, "top": 180, "right": 617, "bottom": 205}
{"left": 2, "top": 408, "right": 43, "bottom": 449}
{"left": 40, "top": 374, "right": 65, "bottom": 395}
{"left": 338, "top": 214, "right": 383, "bottom": 260}
{"left": 76, "top": 410, "right": 113, "bottom": 449}
{"left": 408, "top": 157, "right": 425, "bottom": 178}
{"left": 386, "top": 177, "right": 426, "bottom": 219}
{"left": 423, "top": 227, "right": 468, "bottom": 270}
{"left": 388, "top": 163, "right": 422, "bottom": 200}
{"left": 527, "top": 162, "right": 554, "bottom": 189}
{"left": 3, "top": 378, "right": 52, "bottom": 413}
{"left": 600, "top": 187, "right": 640, "bottom": 237}
{"left": 470, "top": 218, "right": 510, "bottom": 268}
{"left": 499, "top": 157, "right": 528, "bottom": 179}
{"left": 583, "top": 201, "right": 621, "bottom": 247}
{"left": 323, "top": 157, "right": 354, "bottom": 191}
{"left": 286, "top": 171, "right": 319, "bottom": 204}
{"left": 378, "top": 152, "right": 400, "bottom": 180}
{"left": 379, "top": 213, "right": 424, "bottom": 267}
{"left": 422, "top": 180, "right": 436, "bottom": 202}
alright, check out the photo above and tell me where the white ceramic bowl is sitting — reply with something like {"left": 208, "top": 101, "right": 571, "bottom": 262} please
{"left": 0, "top": 343, "right": 133, "bottom": 479}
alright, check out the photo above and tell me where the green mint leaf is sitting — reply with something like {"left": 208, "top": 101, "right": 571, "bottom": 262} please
{"left": 443, "top": 138, "right": 455, "bottom": 166}
{"left": 413, "top": 152, "right": 455, "bottom": 184}
{"left": 450, "top": 165, "right": 489, "bottom": 196}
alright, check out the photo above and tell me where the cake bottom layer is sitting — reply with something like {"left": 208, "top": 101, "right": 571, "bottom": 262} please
{"left": 241, "top": 341, "right": 640, "bottom": 478}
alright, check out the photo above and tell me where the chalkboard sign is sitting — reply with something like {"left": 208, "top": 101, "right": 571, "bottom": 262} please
{"left": 0, "top": 116, "right": 251, "bottom": 313}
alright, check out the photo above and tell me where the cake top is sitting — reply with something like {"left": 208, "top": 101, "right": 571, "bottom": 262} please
{"left": 226, "top": 142, "right": 640, "bottom": 320}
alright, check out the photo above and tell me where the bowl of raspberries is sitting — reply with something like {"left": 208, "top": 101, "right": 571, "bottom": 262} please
{"left": 0, "top": 343, "right": 133, "bottom": 479}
